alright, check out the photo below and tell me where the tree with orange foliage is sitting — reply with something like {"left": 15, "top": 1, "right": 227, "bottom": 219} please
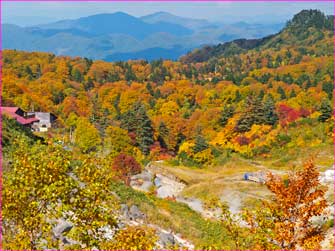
{"left": 245, "top": 160, "right": 328, "bottom": 250}
{"left": 112, "top": 153, "right": 142, "bottom": 185}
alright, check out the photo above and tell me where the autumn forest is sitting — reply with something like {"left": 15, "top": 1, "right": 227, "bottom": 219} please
{"left": 2, "top": 9, "right": 334, "bottom": 250}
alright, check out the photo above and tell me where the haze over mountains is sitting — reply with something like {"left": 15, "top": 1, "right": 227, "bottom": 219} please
{"left": 3, "top": 11, "right": 284, "bottom": 61}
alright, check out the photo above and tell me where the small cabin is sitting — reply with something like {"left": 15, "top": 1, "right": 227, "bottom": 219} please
{"left": 28, "top": 112, "right": 57, "bottom": 132}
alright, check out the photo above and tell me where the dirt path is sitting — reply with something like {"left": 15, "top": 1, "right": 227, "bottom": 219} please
{"left": 132, "top": 161, "right": 273, "bottom": 219}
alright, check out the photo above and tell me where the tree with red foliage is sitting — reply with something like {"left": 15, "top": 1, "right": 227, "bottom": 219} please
{"left": 112, "top": 153, "right": 141, "bottom": 185}
{"left": 235, "top": 135, "right": 250, "bottom": 146}
{"left": 299, "top": 107, "right": 311, "bottom": 118}
{"left": 276, "top": 104, "right": 300, "bottom": 127}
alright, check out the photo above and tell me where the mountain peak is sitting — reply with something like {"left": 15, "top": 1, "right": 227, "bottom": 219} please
{"left": 286, "top": 9, "right": 333, "bottom": 31}
{"left": 153, "top": 11, "right": 172, "bottom": 16}
{"left": 111, "top": 11, "right": 134, "bottom": 17}
{"left": 79, "top": 12, "right": 135, "bottom": 20}
{"left": 142, "top": 11, "right": 175, "bottom": 18}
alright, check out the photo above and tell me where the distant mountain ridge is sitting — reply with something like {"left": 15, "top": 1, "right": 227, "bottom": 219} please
{"left": 3, "top": 11, "right": 284, "bottom": 61}
{"left": 140, "top": 11, "right": 211, "bottom": 29}
{"left": 35, "top": 12, "right": 193, "bottom": 39}
{"left": 104, "top": 46, "right": 190, "bottom": 61}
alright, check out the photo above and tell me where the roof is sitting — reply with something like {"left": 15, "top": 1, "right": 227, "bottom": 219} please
{"left": 1, "top": 106, "right": 20, "bottom": 114}
{"left": 1, "top": 106, "right": 39, "bottom": 125}
{"left": 16, "top": 116, "right": 40, "bottom": 125}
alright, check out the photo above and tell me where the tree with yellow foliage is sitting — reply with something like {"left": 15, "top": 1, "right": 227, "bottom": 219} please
{"left": 74, "top": 117, "right": 101, "bottom": 153}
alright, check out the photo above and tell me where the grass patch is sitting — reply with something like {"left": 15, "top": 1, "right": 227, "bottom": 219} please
{"left": 110, "top": 182, "right": 233, "bottom": 249}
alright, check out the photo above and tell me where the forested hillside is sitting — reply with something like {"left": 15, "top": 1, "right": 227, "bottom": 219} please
{"left": 3, "top": 10, "right": 333, "bottom": 164}
{"left": 181, "top": 9, "right": 334, "bottom": 62}
{"left": 2, "top": 9, "right": 334, "bottom": 250}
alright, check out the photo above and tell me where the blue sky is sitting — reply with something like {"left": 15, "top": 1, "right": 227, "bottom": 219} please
{"left": 2, "top": 1, "right": 334, "bottom": 26}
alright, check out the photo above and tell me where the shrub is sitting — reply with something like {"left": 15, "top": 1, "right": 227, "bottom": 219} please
{"left": 101, "top": 226, "right": 157, "bottom": 250}
{"left": 112, "top": 153, "right": 142, "bottom": 185}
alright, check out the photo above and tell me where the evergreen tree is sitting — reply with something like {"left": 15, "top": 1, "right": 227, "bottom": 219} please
{"left": 322, "top": 82, "right": 333, "bottom": 99}
{"left": 235, "top": 90, "right": 242, "bottom": 102}
{"left": 149, "top": 99, "right": 156, "bottom": 109}
{"left": 305, "top": 80, "right": 312, "bottom": 90}
{"left": 318, "top": 100, "right": 332, "bottom": 122}
{"left": 235, "top": 96, "right": 265, "bottom": 132}
{"left": 258, "top": 90, "right": 265, "bottom": 100}
{"left": 277, "top": 86, "right": 287, "bottom": 100}
{"left": 121, "top": 102, "right": 154, "bottom": 155}
{"left": 107, "top": 72, "right": 120, "bottom": 82}
{"left": 289, "top": 89, "right": 297, "bottom": 98}
{"left": 219, "top": 106, "right": 234, "bottom": 127}
{"left": 125, "top": 64, "right": 137, "bottom": 82}
{"left": 135, "top": 104, "right": 154, "bottom": 155}
{"left": 120, "top": 109, "right": 137, "bottom": 132}
{"left": 193, "top": 134, "right": 209, "bottom": 153}
{"left": 158, "top": 121, "right": 169, "bottom": 149}
{"left": 275, "top": 55, "right": 282, "bottom": 65}
{"left": 84, "top": 77, "right": 94, "bottom": 91}
{"left": 72, "top": 68, "right": 83, "bottom": 82}
{"left": 283, "top": 73, "right": 293, "bottom": 84}
{"left": 259, "top": 73, "right": 271, "bottom": 84}
{"left": 113, "top": 93, "right": 121, "bottom": 119}
{"left": 264, "top": 96, "right": 279, "bottom": 126}
{"left": 146, "top": 83, "right": 155, "bottom": 96}
{"left": 154, "top": 89, "right": 162, "bottom": 99}
{"left": 25, "top": 66, "right": 33, "bottom": 79}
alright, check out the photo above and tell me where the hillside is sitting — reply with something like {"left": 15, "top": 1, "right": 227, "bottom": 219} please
{"left": 2, "top": 9, "right": 334, "bottom": 250}
{"left": 2, "top": 11, "right": 333, "bottom": 165}
{"left": 181, "top": 9, "right": 334, "bottom": 63}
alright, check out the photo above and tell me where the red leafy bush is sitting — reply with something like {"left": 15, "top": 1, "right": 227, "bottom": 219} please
{"left": 276, "top": 104, "right": 310, "bottom": 127}
{"left": 235, "top": 135, "right": 250, "bottom": 146}
{"left": 112, "top": 153, "right": 141, "bottom": 185}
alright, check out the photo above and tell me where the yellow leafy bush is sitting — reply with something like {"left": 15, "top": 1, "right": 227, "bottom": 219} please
{"left": 178, "top": 141, "right": 195, "bottom": 155}
{"left": 193, "top": 148, "right": 214, "bottom": 165}
{"left": 101, "top": 226, "right": 158, "bottom": 250}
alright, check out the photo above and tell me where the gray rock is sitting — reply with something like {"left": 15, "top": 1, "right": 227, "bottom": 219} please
{"left": 117, "top": 221, "right": 126, "bottom": 229}
{"left": 130, "top": 170, "right": 154, "bottom": 192}
{"left": 120, "top": 204, "right": 129, "bottom": 218}
{"left": 62, "top": 237, "right": 70, "bottom": 244}
{"left": 131, "top": 170, "right": 153, "bottom": 182}
{"left": 129, "top": 205, "right": 145, "bottom": 220}
{"left": 155, "top": 174, "right": 185, "bottom": 198}
{"left": 53, "top": 219, "right": 73, "bottom": 238}
{"left": 176, "top": 196, "right": 204, "bottom": 213}
{"left": 130, "top": 180, "right": 153, "bottom": 193}
{"left": 158, "top": 231, "right": 175, "bottom": 246}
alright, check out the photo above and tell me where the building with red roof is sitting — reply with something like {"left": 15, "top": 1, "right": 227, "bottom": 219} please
{"left": 1, "top": 106, "right": 39, "bottom": 126}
